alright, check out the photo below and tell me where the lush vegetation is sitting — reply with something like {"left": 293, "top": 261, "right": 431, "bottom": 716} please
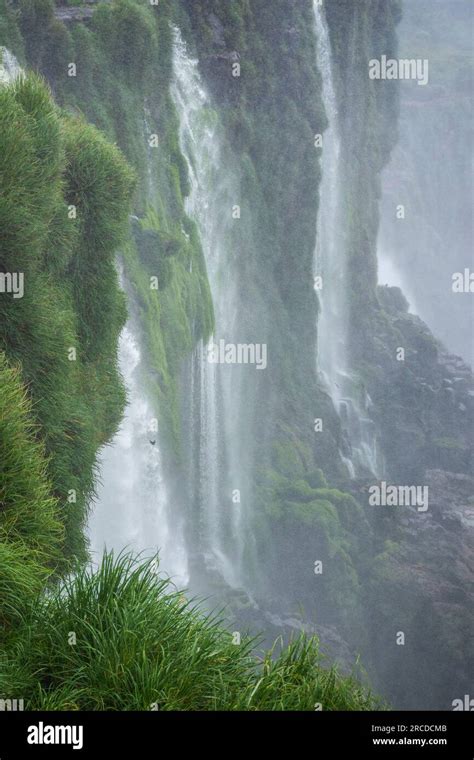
{"left": 0, "top": 3, "right": 381, "bottom": 711}
{"left": 0, "top": 353, "right": 63, "bottom": 634}
{"left": 175, "top": 1, "right": 473, "bottom": 711}
{"left": 0, "top": 72, "right": 134, "bottom": 561}
{"left": 177, "top": 0, "right": 372, "bottom": 632}
{"left": 2, "top": 0, "right": 214, "bottom": 457}
{"left": 0, "top": 553, "right": 380, "bottom": 711}
{"left": 0, "top": 331, "right": 375, "bottom": 710}
{"left": 3, "top": 0, "right": 467, "bottom": 712}
{"left": 1, "top": 1, "right": 372, "bottom": 608}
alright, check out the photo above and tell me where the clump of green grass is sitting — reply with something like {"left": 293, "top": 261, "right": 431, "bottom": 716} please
{"left": 0, "top": 552, "right": 381, "bottom": 711}
{"left": 0, "top": 72, "right": 134, "bottom": 561}
{"left": 0, "top": 352, "right": 64, "bottom": 635}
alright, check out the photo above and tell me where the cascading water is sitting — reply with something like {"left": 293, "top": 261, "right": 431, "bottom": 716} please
{"left": 0, "top": 47, "right": 21, "bottom": 84}
{"left": 171, "top": 28, "right": 251, "bottom": 589}
{"left": 313, "top": 5, "right": 344, "bottom": 396}
{"left": 143, "top": 99, "right": 156, "bottom": 203}
{"left": 88, "top": 279, "right": 189, "bottom": 587}
{"left": 377, "top": 0, "right": 473, "bottom": 364}
{"left": 313, "top": 3, "right": 382, "bottom": 477}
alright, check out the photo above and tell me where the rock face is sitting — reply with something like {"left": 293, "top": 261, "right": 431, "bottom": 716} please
{"left": 367, "top": 291, "right": 473, "bottom": 481}
{"left": 54, "top": 1, "right": 111, "bottom": 24}
{"left": 367, "top": 469, "right": 474, "bottom": 709}
{"left": 394, "top": 469, "right": 474, "bottom": 626}
{"left": 179, "top": 0, "right": 471, "bottom": 709}
{"left": 232, "top": 468, "right": 474, "bottom": 708}
{"left": 378, "top": 0, "right": 473, "bottom": 361}
{"left": 54, "top": 8, "right": 95, "bottom": 22}
{"left": 227, "top": 597, "right": 358, "bottom": 676}
{"left": 208, "top": 12, "right": 225, "bottom": 48}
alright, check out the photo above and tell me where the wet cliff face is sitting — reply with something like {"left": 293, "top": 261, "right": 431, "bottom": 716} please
{"left": 322, "top": 0, "right": 472, "bottom": 485}
{"left": 177, "top": 0, "right": 473, "bottom": 708}
{"left": 176, "top": 0, "right": 355, "bottom": 603}
{"left": 322, "top": 0, "right": 473, "bottom": 708}
{"left": 379, "top": 0, "right": 473, "bottom": 363}
{"left": 368, "top": 468, "right": 474, "bottom": 710}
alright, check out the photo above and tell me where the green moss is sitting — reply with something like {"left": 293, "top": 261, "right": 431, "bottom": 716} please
{"left": 3, "top": 0, "right": 216, "bottom": 465}
{"left": 305, "top": 468, "right": 328, "bottom": 489}
{"left": 0, "top": 1, "right": 24, "bottom": 59}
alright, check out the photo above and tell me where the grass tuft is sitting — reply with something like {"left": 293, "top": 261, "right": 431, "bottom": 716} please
{"left": 0, "top": 552, "right": 382, "bottom": 711}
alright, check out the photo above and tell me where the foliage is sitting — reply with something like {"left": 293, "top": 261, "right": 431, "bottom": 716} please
{"left": 0, "top": 73, "right": 133, "bottom": 560}
{"left": 0, "top": 353, "right": 63, "bottom": 636}
{"left": 0, "top": 553, "right": 381, "bottom": 711}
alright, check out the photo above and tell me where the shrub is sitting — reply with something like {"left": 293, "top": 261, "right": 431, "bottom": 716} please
{"left": 0, "top": 553, "right": 381, "bottom": 711}
{"left": 0, "top": 74, "right": 133, "bottom": 560}
{"left": 0, "top": 352, "right": 63, "bottom": 636}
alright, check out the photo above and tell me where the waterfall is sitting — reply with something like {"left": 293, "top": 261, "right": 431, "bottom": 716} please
{"left": 0, "top": 47, "right": 21, "bottom": 84}
{"left": 88, "top": 291, "right": 189, "bottom": 587}
{"left": 143, "top": 99, "right": 156, "bottom": 204}
{"left": 171, "top": 28, "right": 249, "bottom": 589}
{"left": 313, "top": 3, "right": 381, "bottom": 477}
{"left": 377, "top": 0, "right": 473, "bottom": 364}
{"left": 313, "top": 3, "right": 345, "bottom": 399}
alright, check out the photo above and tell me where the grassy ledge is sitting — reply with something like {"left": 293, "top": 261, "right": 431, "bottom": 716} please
{"left": 0, "top": 553, "right": 382, "bottom": 711}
